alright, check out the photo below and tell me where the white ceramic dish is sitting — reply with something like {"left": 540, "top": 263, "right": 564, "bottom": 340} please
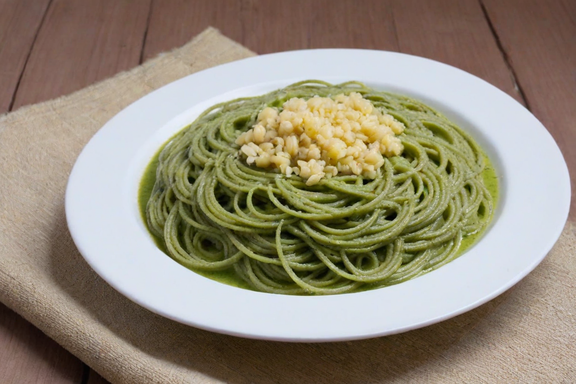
{"left": 66, "top": 50, "right": 570, "bottom": 342}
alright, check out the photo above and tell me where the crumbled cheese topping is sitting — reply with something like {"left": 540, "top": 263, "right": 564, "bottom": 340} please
{"left": 236, "top": 92, "right": 404, "bottom": 185}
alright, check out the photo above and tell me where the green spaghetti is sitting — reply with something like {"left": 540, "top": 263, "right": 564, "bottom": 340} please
{"left": 144, "top": 80, "right": 495, "bottom": 295}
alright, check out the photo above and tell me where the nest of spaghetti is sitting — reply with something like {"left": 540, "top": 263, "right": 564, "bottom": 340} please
{"left": 145, "top": 80, "right": 494, "bottom": 295}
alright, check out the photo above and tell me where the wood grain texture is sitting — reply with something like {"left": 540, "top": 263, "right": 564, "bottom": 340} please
{"left": 390, "top": 0, "right": 521, "bottom": 103}
{"left": 305, "top": 0, "right": 398, "bottom": 50}
{"left": 143, "top": 0, "right": 400, "bottom": 60}
{"left": 0, "top": 0, "right": 50, "bottom": 113}
{"left": 12, "top": 0, "right": 152, "bottom": 110}
{"left": 0, "top": 304, "right": 84, "bottom": 384}
{"left": 144, "top": 0, "right": 516, "bottom": 98}
{"left": 483, "top": 0, "right": 576, "bottom": 218}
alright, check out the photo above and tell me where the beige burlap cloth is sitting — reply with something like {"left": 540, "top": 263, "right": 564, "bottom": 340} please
{"left": 0, "top": 28, "right": 575, "bottom": 383}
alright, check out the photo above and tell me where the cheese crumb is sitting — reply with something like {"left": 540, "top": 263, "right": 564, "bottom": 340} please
{"left": 236, "top": 92, "right": 404, "bottom": 185}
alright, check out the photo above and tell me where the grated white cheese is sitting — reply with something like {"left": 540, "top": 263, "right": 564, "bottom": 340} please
{"left": 236, "top": 92, "right": 404, "bottom": 185}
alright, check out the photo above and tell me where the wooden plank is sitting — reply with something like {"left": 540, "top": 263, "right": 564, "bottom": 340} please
{"left": 12, "top": 0, "right": 152, "bottom": 110}
{"left": 142, "top": 0, "right": 242, "bottom": 60}
{"left": 143, "top": 0, "right": 400, "bottom": 61}
{"left": 0, "top": 303, "right": 84, "bottom": 384}
{"left": 0, "top": 0, "right": 50, "bottom": 113}
{"left": 305, "top": 0, "right": 398, "bottom": 50}
{"left": 483, "top": 0, "right": 576, "bottom": 218}
{"left": 390, "top": 0, "right": 521, "bottom": 103}
{"left": 144, "top": 0, "right": 514, "bottom": 97}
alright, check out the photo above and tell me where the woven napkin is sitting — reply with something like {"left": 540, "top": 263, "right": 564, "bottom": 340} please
{"left": 1, "top": 28, "right": 575, "bottom": 383}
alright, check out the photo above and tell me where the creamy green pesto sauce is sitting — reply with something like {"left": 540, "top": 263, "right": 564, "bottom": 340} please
{"left": 138, "top": 148, "right": 253, "bottom": 290}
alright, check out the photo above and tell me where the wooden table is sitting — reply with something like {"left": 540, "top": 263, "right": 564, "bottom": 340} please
{"left": 0, "top": 0, "right": 573, "bottom": 382}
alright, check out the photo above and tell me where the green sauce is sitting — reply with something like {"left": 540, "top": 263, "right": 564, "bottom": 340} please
{"left": 139, "top": 150, "right": 499, "bottom": 292}
{"left": 459, "top": 155, "right": 499, "bottom": 253}
{"left": 139, "top": 148, "right": 254, "bottom": 290}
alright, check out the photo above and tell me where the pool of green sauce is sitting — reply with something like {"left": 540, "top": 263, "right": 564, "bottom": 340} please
{"left": 139, "top": 151, "right": 499, "bottom": 293}
{"left": 138, "top": 149, "right": 254, "bottom": 290}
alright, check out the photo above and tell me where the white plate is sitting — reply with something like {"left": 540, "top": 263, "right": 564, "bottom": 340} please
{"left": 66, "top": 50, "right": 570, "bottom": 342}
